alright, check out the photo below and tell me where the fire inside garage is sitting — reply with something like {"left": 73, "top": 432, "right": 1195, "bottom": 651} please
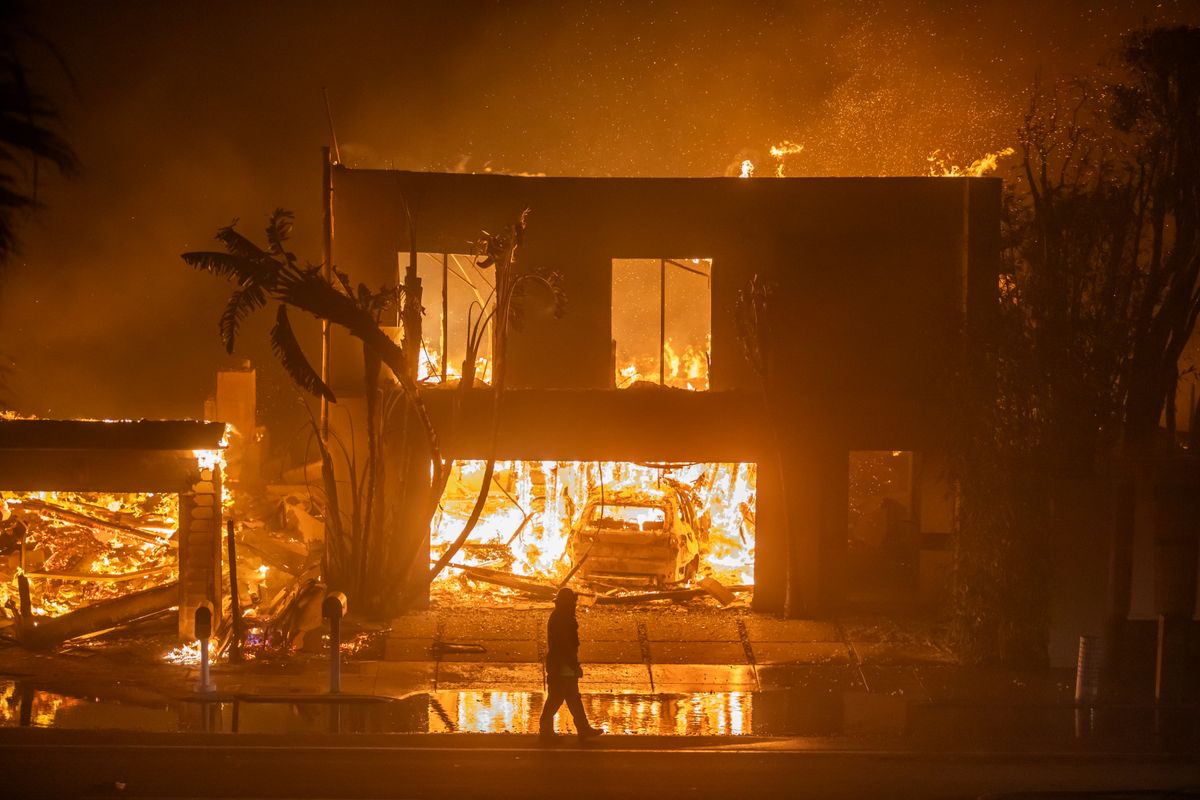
{"left": 432, "top": 460, "right": 755, "bottom": 604}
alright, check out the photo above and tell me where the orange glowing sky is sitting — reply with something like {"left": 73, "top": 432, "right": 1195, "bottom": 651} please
{"left": 2, "top": 1, "right": 1198, "bottom": 426}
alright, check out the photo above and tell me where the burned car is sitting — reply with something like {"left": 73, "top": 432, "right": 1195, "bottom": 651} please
{"left": 567, "top": 482, "right": 709, "bottom": 587}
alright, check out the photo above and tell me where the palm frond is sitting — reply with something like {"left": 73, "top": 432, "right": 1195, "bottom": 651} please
{"left": 182, "top": 250, "right": 268, "bottom": 284}
{"left": 270, "top": 304, "right": 336, "bottom": 403}
{"left": 219, "top": 284, "right": 267, "bottom": 353}
{"left": 277, "top": 266, "right": 369, "bottom": 333}
{"left": 214, "top": 224, "right": 279, "bottom": 274}
{"left": 332, "top": 266, "right": 354, "bottom": 296}
{"left": 265, "top": 208, "right": 295, "bottom": 261}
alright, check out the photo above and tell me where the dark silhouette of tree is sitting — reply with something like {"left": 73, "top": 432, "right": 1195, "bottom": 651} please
{"left": 952, "top": 25, "right": 1200, "bottom": 665}
{"left": 1010, "top": 25, "right": 1200, "bottom": 464}
{"left": 0, "top": 3, "right": 76, "bottom": 266}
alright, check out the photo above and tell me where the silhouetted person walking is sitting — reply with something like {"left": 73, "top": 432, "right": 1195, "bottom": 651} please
{"left": 539, "top": 587, "right": 603, "bottom": 742}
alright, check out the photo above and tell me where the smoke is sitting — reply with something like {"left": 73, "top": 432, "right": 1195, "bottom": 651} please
{"left": 1, "top": 0, "right": 1197, "bottom": 434}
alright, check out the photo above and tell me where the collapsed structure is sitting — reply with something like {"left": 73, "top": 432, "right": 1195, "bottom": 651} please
{"left": 325, "top": 168, "right": 1001, "bottom": 614}
{"left": 0, "top": 419, "right": 226, "bottom": 641}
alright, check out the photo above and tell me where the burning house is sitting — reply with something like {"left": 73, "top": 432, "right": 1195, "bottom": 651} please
{"left": 323, "top": 167, "right": 1000, "bottom": 615}
{"left": 0, "top": 419, "right": 226, "bottom": 642}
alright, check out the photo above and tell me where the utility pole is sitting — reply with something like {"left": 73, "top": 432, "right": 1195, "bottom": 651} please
{"left": 321, "top": 146, "right": 334, "bottom": 437}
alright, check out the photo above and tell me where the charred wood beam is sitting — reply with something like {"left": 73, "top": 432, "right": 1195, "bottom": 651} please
{"left": 226, "top": 520, "right": 242, "bottom": 662}
{"left": 449, "top": 563, "right": 559, "bottom": 600}
{"left": 0, "top": 451, "right": 207, "bottom": 493}
{"left": 237, "top": 530, "right": 308, "bottom": 576}
{"left": 557, "top": 545, "right": 592, "bottom": 588}
{"left": 0, "top": 419, "right": 225, "bottom": 451}
{"left": 16, "top": 498, "right": 176, "bottom": 547}
{"left": 698, "top": 576, "right": 738, "bottom": 607}
{"left": 21, "top": 565, "right": 173, "bottom": 583}
{"left": 593, "top": 584, "right": 752, "bottom": 605}
{"left": 19, "top": 581, "right": 179, "bottom": 649}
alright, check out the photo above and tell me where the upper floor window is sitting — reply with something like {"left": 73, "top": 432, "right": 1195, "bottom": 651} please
{"left": 611, "top": 258, "right": 711, "bottom": 390}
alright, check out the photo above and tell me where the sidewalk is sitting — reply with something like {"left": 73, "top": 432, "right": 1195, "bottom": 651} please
{"left": 5, "top": 606, "right": 1199, "bottom": 752}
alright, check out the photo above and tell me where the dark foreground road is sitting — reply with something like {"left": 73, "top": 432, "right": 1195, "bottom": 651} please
{"left": 1, "top": 733, "right": 1198, "bottom": 800}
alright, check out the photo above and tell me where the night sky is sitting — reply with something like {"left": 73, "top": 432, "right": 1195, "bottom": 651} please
{"left": 2, "top": 1, "right": 1198, "bottom": 435}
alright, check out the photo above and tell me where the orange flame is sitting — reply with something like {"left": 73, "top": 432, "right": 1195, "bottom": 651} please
{"left": 768, "top": 141, "right": 804, "bottom": 177}
{"left": 927, "top": 147, "right": 1014, "bottom": 177}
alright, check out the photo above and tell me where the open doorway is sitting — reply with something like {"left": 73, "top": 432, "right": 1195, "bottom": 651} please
{"left": 846, "top": 450, "right": 916, "bottom": 604}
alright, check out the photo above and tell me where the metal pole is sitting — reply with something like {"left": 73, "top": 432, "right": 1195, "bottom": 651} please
{"left": 195, "top": 604, "right": 215, "bottom": 693}
{"left": 442, "top": 253, "right": 449, "bottom": 383}
{"left": 323, "top": 593, "right": 346, "bottom": 694}
{"left": 329, "top": 612, "right": 341, "bottom": 693}
{"left": 320, "top": 146, "right": 334, "bottom": 438}
{"left": 225, "top": 520, "right": 242, "bottom": 662}
{"left": 199, "top": 636, "right": 212, "bottom": 692}
{"left": 659, "top": 258, "right": 666, "bottom": 386}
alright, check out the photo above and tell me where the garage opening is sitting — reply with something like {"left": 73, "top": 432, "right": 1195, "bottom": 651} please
{"left": 431, "top": 460, "right": 755, "bottom": 606}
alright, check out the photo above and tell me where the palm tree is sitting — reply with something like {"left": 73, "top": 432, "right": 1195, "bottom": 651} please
{"left": 184, "top": 208, "right": 563, "bottom": 614}
{"left": 183, "top": 209, "right": 444, "bottom": 605}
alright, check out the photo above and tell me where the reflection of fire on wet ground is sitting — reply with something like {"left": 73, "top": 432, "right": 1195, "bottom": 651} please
{"left": 432, "top": 460, "right": 756, "bottom": 607}
{"left": 426, "top": 690, "right": 750, "bottom": 735}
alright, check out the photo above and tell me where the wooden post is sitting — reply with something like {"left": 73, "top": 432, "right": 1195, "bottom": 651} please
{"left": 659, "top": 258, "right": 666, "bottom": 386}
{"left": 441, "top": 253, "right": 449, "bottom": 383}
{"left": 226, "top": 519, "right": 242, "bottom": 662}
{"left": 401, "top": 200, "right": 422, "bottom": 380}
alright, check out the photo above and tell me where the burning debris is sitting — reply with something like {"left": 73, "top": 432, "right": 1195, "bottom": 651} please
{"left": 431, "top": 460, "right": 755, "bottom": 606}
{"left": 0, "top": 491, "right": 178, "bottom": 620}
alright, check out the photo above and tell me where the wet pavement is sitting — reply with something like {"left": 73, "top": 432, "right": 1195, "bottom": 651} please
{"left": 3, "top": 674, "right": 1198, "bottom": 756}
{"left": 1, "top": 606, "right": 1197, "bottom": 760}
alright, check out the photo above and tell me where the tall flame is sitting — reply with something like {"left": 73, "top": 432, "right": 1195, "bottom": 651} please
{"left": 927, "top": 147, "right": 1014, "bottom": 177}
{"left": 768, "top": 140, "right": 804, "bottom": 177}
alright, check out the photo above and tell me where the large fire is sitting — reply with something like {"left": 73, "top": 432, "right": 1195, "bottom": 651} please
{"left": 615, "top": 338, "right": 710, "bottom": 390}
{"left": 1, "top": 490, "right": 179, "bottom": 618}
{"left": 419, "top": 340, "right": 711, "bottom": 392}
{"left": 432, "top": 460, "right": 755, "bottom": 604}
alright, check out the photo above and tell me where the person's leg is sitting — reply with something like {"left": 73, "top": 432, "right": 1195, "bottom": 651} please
{"left": 563, "top": 677, "right": 598, "bottom": 736}
{"left": 539, "top": 678, "right": 566, "bottom": 736}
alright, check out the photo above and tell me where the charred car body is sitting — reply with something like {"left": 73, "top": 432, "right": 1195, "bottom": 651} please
{"left": 567, "top": 481, "right": 709, "bottom": 587}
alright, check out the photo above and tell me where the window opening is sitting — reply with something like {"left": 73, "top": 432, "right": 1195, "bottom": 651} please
{"left": 401, "top": 252, "right": 494, "bottom": 384}
{"left": 612, "top": 258, "right": 711, "bottom": 390}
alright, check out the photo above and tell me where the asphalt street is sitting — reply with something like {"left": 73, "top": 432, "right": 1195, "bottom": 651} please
{"left": 1, "top": 733, "right": 1197, "bottom": 800}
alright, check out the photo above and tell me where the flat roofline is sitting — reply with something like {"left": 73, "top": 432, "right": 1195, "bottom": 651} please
{"left": 335, "top": 166, "right": 1001, "bottom": 185}
{"left": 0, "top": 419, "right": 227, "bottom": 451}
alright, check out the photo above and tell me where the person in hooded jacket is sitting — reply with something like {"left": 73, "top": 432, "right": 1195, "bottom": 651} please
{"left": 539, "top": 587, "right": 603, "bottom": 742}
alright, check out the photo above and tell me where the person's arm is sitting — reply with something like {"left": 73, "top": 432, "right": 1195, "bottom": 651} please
{"left": 569, "top": 617, "right": 582, "bottom": 669}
